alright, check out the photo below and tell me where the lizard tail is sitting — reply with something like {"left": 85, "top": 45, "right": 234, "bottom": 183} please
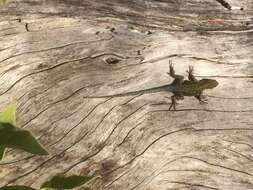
{"left": 84, "top": 84, "right": 172, "bottom": 98}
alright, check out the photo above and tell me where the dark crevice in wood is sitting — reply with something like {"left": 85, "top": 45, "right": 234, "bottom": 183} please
{"left": 129, "top": 176, "right": 150, "bottom": 190}
{"left": 181, "top": 156, "right": 253, "bottom": 177}
{"left": 17, "top": 85, "right": 56, "bottom": 110}
{"left": 102, "top": 103, "right": 148, "bottom": 143}
{"left": 222, "top": 139, "right": 253, "bottom": 150}
{"left": 104, "top": 169, "right": 131, "bottom": 189}
{"left": 0, "top": 35, "right": 113, "bottom": 65}
{"left": 106, "top": 127, "right": 195, "bottom": 175}
{"left": 0, "top": 32, "right": 20, "bottom": 37}
{"left": 224, "top": 148, "right": 253, "bottom": 162}
{"left": 2, "top": 99, "right": 111, "bottom": 165}
{"left": 162, "top": 180, "right": 220, "bottom": 190}
{"left": 0, "top": 56, "right": 91, "bottom": 96}
{"left": 106, "top": 126, "right": 253, "bottom": 175}
{"left": 0, "top": 155, "right": 35, "bottom": 165}
{"left": 215, "top": 0, "right": 232, "bottom": 10}
{"left": 195, "top": 128, "right": 253, "bottom": 132}
{"left": 196, "top": 75, "right": 253, "bottom": 79}
{"left": 0, "top": 27, "right": 17, "bottom": 32}
{"left": 207, "top": 95, "right": 253, "bottom": 100}
{"left": 25, "top": 23, "right": 29, "bottom": 31}
{"left": 47, "top": 98, "right": 112, "bottom": 148}
{"left": 1, "top": 99, "right": 113, "bottom": 168}
{"left": 20, "top": 83, "right": 103, "bottom": 128}
{"left": 36, "top": 108, "right": 81, "bottom": 141}
{"left": 122, "top": 94, "right": 143, "bottom": 105}
{"left": 149, "top": 108, "right": 253, "bottom": 113}
{"left": 88, "top": 104, "right": 119, "bottom": 135}
{"left": 63, "top": 103, "right": 149, "bottom": 173}
{"left": 5, "top": 131, "right": 90, "bottom": 186}
{"left": 114, "top": 121, "right": 144, "bottom": 150}
{"left": 1, "top": 0, "right": 252, "bottom": 188}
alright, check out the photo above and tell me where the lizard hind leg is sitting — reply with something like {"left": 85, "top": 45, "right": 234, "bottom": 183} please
{"left": 168, "top": 95, "right": 176, "bottom": 110}
{"left": 195, "top": 95, "right": 208, "bottom": 104}
{"left": 168, "top": 95, "right": 183, "bottom": 110}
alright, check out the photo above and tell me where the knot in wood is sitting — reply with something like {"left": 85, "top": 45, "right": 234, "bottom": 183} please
{"left": 105, "top": 57, "right": 120, "bottom": 65}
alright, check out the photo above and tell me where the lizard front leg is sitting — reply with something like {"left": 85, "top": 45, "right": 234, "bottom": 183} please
{"left": 167, "top": 60, "right": 184, "bottom": 84}
{"left": 187, "top": 65, "right": 198, "bottom": 82}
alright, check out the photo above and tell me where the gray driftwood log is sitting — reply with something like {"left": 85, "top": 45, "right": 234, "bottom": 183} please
{"left": 0, "top": 0, "right": 253, "bottom": 189}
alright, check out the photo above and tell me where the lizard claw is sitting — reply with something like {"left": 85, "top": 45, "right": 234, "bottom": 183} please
{"left": 167, "top": 95, "right": 177, "bottom": 110}
{"left": 199, "top": 100, "right": 208, "bottom": 104}
{"left": 169, "top": 102, "right": 177, "bottom": 110}
{"left": 186, "top": 65, "right": 194, "bottom": 74}
{"left": 169, "top": 60, "right": 175, "bottom": 76}
{"left": 169, "top": 60, "right": 173, "bottom": 66}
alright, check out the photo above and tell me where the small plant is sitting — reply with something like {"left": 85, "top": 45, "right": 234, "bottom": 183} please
{"left": 41, "top": 174, "right": 95, "bottom": 189}
{"left": 0, "top": 0, "right": 9, "bottom": 7}
{"left": 0, "top": 186, "right": 35, "bottom": 190}
{"left": 0, "top": 104, "right": 96, "bottom": 190}
{"left": 0, "top": 104, "right": 48, "bottom": 160}
{"left": 0, "top": 174, "right": 95, "bottom": 190}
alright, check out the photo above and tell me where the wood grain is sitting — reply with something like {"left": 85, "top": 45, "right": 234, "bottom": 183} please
{"left": 0, "top": 0, "right": 252, "bottom": 189}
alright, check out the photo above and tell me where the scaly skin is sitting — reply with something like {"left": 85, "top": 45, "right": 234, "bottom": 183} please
{"left": 84, "top": 60, "right": 218, "bottom": 110}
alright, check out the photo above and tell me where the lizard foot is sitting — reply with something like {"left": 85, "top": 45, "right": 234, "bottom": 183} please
{"left": 168, "top": 95, "right": 177, "bottom": 110}
{"left": 169, "top": 102, "right": 176, "bottom": 110}
{"left": 199, "top": 100, "right": 208, "bottom": 104}
{"left": 195, "top": 95, "right": 208, "bottom": 105}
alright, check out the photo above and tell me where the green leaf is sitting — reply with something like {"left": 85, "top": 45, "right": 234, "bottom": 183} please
{"left": 0, "top": 122, "right": 48, "bottom": 156}
{"left": 40, "top": 175, "right": 95, "bottom": 189}
{"left": 0, "top": 0, "right": 8, "bottom": 6}
{"left": 0, "top": 186, "right": 36, "bottom": 190}
{"left": 0, "top": 145, "right": 6, "bottom": 160}
{"left": 0, "top": 104, "right": 16, "bottom": 126}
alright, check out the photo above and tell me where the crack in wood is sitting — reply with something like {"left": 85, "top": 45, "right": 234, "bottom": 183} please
{"left": 223, "top": 148, "right": 253, "bottom": 162}
{"left": 4, "top": 131, "right": 90, "bottom": 186}
{"left": 48, "top": 98, "right": 112, "bottom": 148}
{"left": 207, "top": 95, "right": 253, "bottom": 100}
{"left": 0, "top": 155, "right": 35, "bottom": 165}
{"left": 104, "top": 126, "right": 253, "bottom": 177}
{"left": 0, "top": 98, "right": 112, "bottom": 167}
{"left": 149, "top": 107, "right": 253, "bottom": 113}
{"left": 114, "top": 121, "right": 144, "bottom": 150}
{"left": 104, "top": 169, "right": 131, "bottom": 189}
{"left": 215, "top": 0, "right": 232, "bottom": 10}
{"left": 37, "top": 106, "right": 84, "bottom": 140}
{"left": 63, "top": 103, "right": 149, "bottom": 173}
{"left": 1, "top": 1, "right": 252, "bottom": 188}
{"left": 105, "top": 127, "right": 195, "bottom": 175}
{"left": 0, "top": 56, "right": 91, "bottom": 96}
{"left": 222, "top": 139, "right": 253, "bottom": 150}
{"left": 0, "top": 35, "right": 113, "bottom": 65}
{"left": 3, "top": 98, "right": 146, "bottom": 183}
{"left": 197, "top": 75, "right": 253, "bottom": 79}
{"left": 161, "top": 180, "right": 220, "bottom": 190}
{"left": 181, "top": 156, "right": 253, "bottom": 177}
{"left": 20, "top": 83, "right": 103, "bottom": 128}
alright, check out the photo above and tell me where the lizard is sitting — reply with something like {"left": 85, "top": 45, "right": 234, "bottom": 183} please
{"left": 84, "top": 60, "right": 218, "bottom": 110}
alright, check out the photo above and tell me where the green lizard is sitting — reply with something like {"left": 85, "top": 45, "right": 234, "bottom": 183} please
{"left": 84, "top": 60, "right": 218, "bottom": 110}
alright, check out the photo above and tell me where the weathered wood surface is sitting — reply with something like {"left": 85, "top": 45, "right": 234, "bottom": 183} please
{"left": 0, "top": 0, "right": 253, "bottom": 189}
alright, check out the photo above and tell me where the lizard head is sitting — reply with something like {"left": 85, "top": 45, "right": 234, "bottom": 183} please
{"left": 198, "top": 79, "right": 219, "bottom": 89}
